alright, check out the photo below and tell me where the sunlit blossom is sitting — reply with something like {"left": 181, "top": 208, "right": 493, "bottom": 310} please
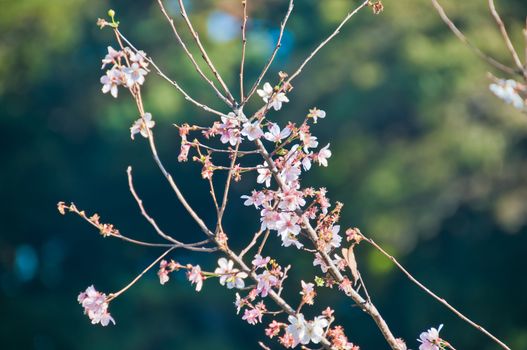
{"left": 130, "top": 112, "right": 155, "bottom": 140}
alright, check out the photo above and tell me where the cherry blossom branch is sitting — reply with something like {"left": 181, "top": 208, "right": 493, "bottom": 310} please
{"left": 57, "top": 202, "right": 176, "bottom": 248}
{"left": 253, "top": 139, "right": 402, "bottom": 350}
{"left": 488, "top": 0, "right": 525, "bottom": 77}
{"left": 176, "top": 0, "right": 236, "bottom": 104}
{"left": 358, "top": 230, "right": 511, "bottom": 350}
{"left": 430, "top": 0, "right": 517, "bottom": 76}
{"left": 222, "top": 247, "right": 333, "bottom": 349}
{"left": 240, "top": 0, "right": 248, "bottom": 101}
{"left": 243, "top": 0, "right": 294, "bottom": 105}
{"left": 286, "top": 0, "right": 369, "bottom": 84}
{"left": 156, "top": 0, "right": 233, "bottom": 107}
{"left": 114, "top": 29, "right": 227, "bottom": 117}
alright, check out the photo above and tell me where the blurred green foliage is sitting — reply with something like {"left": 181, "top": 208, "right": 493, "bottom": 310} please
{"left": 1, "top": 0, "right": 527, "bottom": 349}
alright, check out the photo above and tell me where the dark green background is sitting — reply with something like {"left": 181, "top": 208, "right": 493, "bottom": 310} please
{"left": 1, "top": 0, "right": 527, "bottom": 349}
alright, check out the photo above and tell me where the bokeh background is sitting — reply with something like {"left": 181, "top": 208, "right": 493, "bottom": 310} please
{"left": 2, "top": 0, "right": 527, "bottom": 349}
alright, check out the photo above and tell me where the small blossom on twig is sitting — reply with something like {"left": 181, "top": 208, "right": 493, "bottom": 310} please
{"left": 215, "top": 258, "right": 248, "bottom": 289}
{"left": 300, "top": 280, "right": 316, "bottom": 305}
{"left": 130, "top": 112, "right": 155, "bottom": 140}
{"left": 187, "top": 265, "right": 204, "bottom": 292}
{"left": 78, "top": 285, "right": 115, "bottom": 326}
{"left": 489, "top": 78, "right": 526, "bottom": 111}
{"left": 307, "top": 108, "right": 326, "bottom": 124}
{"left": 418, "top": 324, "right": 444, "bottom": 350}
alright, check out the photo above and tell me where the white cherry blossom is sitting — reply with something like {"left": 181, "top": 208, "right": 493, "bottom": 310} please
{"left": 100, "top": 67, "right": 123, "bottom": 98}
{"left": 123, "top": 62, "right": 147, "bottom": 87}
{"left": 214, "top": 258, "right": 248, "bottom": 289}
{"left": 130, "top": 112, "right": 155, "bottom": 140}
{"left": 264, "top": 123, "right": 291, "bottom": 142}
{"left": 418, "top": 324, "right": 444, "bottom": 350}
{"left": 257, "top": 82, "right": 274, "bottom": 102}
{"left": 241, "top": 121, "right": 264, "bottom": 141}
{"left": 315, "top": 144, "right": 332, "bottom": 167}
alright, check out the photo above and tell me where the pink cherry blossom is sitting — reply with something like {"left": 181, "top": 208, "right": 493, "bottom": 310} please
{"left": 260, "top": 208, "right": 281, "bottom": 230}
{"left": 100, "top": 67, "right": 123, "bottom": 98}
{"left": 418, "top": 324, "right": 444, "bottom": 350}
{"left": 178, "top": 143, "right": 191, "bottom": 162}
{"left": 187, "top": 265, "right": 204, "bottom": 292}
{"left": 257, "top": 163, "right": 272, "bottom": 187}
{"left": 255, "top": 270, "right": 279, "bottom": 297}
{"left": 241, "top": 190, "right": 266, "bottom": 208}
{"left": 78, "top": 285, "right": 115, "bottom": 326}
{"left": 252, "top": 254, "right": 271, "bottom": 268}
{"left": 241, "top": 121, "right": 264, "bottom": 141}
{"left": 101, "top": 46, "right": 122, "bottom": 69}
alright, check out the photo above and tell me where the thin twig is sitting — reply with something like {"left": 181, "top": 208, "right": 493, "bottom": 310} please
{"left": 240, "top": 228, "right": 265, "bottom": 258}
{"left": 257, "top": 229, "right": 271, "bottom": 256}
{"left": 127, "top": 166, "right": 216, "bottom": 252}
{"left": 524, "top": 17, "right": 527, "bottom": 68}
{"left": 133, "top": 91, "right": 215, "bottom": 239}
{"left": 157, "top": 0, "right": 233, "bottom": 107}
{"left": 243, "top": 0, "right": 294, "bottom": 105}
{"left": 217, "top": 140, "right": 242, "bottom": 230}
{"left": 287, "top": 0, "right": 369, "bottom": 84}
{"left": 193, "top": 141, "right": 260, "bottom": 155}
{"left": 360, "top": 233, "right": 511, "bottom": 350}
{"left": 258, "top": 341, "right": 271, "bottom": 350}
{"left": 488, "top": 0, "right": 525, "bottom": 76}
{"left": 177, "top": 0, "right": 236, "bottom": 104}
{"left": 240, "top": 0, "right": 248, "bottom": 101}
{"left": 63, "top": 202, "right": 177, "bottom": 248}
{"left": 430, "top": 0, "right": 517, "bottom": 76}
{"left": 107, "top": 246, "right": 176, "bottom": 301}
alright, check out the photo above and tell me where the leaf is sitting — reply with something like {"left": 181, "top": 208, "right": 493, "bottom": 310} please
{"left": 342, "top": 245, "right": 359, "bottom": 285}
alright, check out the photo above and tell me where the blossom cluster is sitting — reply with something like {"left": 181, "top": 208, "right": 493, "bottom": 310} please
{"left": 417, "top": 324, "right": 446, "bottom": 350}
{"left": 100, "top": 46, "right": 149, "bottom": 98}
{"left": 489, "top": 78, "right": 526, "bottom": 111}
{"left": 234, "top": 254, "right": 287, "bottom": 326}
{"left": 78, "top": 286, "right": 115, "bottom": 326}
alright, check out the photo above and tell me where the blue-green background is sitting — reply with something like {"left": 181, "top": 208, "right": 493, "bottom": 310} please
{"left": 2, "top": 0, "right": 527, "bottom": 349}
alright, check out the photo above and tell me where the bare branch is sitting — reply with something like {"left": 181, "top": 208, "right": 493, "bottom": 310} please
{"left": 430, "top": 0, "right": 517, "bottom": 76}
{"left": 240, "top": 0, "right": 248, "bottom": 101}
{"left": 217, "top": 141, "right": 242, "bottom": 230}
{"left": 488, "top": 0, "right": 525, "bottom": 76}
{"left": 240, "top": 228, "right": 266, "bottom": 258}
{"left": 177, "top": 0, "right": 236, "bottom": 104}
{"left": 107, "top": 246, "right": 176, "bottom": 302}
{"left": 359, "top": 232, "right": 511, "bottom": 350}
{"left": 127, "top": 166, "right": 215, "bottom": 251}
{"left": 157, "top": 0, "right": 234, "bottom": 107}
{"left": 243, "top": 0, "right": 294, "bottom": 105}
{"left": 287, "top": 0, "right": 369, "bottom": 84}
